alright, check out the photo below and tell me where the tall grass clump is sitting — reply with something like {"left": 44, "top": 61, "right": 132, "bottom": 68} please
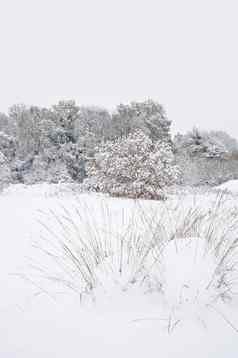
{"left": 26, "top": 198, "right": 166, "bottom": 301}
{"left": 25, "top": 192, "right": 238, "bottom": 320}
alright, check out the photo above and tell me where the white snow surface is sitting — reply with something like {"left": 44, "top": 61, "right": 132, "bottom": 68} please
{"left": 217, "top": 179, "right": 238, "bottom": 193}
{"left": 0, "top": 183, "right": 238, "bottom": 357}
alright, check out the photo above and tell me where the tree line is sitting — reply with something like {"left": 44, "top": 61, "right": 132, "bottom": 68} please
{"left": 0, "top": 99, "right": 238, "bottom": 197}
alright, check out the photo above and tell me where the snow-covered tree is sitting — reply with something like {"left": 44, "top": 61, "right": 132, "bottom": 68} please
{"left": 0, "top": 113, "right": 9, "bottom": 132}
{"left": 8, "top": 104, "right": 32, "bottom": 158}
{"left": 9, "top": 104, "right": 54, "bottom": 159}
{"left": 0, "top": 152, "right": 11, "bottom": 188}
{"left": 21, "top": 141, "right": 86, "bottom": 184}
{"left": 0, "top": 113, "right": 16, "bottom": 136}
{"left": 174, "top": 128, "right": 231, "bottom": 158}
{"left": 208, "top": 130, "right": 238, "bottom": 153}
{"left": 52, "top": 100, "right": 80, "bottom": 134}
{"left": 60, "top": 143, "right": 86, "bottom": 181}
{"left": 174, "top": 128, "right": 238, "bottom": 186}
{"left": 74, "top": 106, "right": 112, "bottom": 154}
{"left": 111, "top": 100, "right": 171, "bottom": 142}
{"left": 22, "top": 154, "right": 72, "bottom": 184}
{"left": 0, "top": 131, "right": 16, "bottom": 160}
{"left": 86, "top": 130, "right": 180, "bottom": 199}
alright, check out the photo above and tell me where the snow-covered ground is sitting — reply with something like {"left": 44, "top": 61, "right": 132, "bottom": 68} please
{"left": 217, "top": 179, "right": 238, "bottom": 193}
{"left": 1, "top": 182, "right": 238, "bottom": 357}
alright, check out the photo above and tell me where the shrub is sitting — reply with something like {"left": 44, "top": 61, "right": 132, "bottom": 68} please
{"left": 86, "top": 130, "right": 180, "bottom": 199}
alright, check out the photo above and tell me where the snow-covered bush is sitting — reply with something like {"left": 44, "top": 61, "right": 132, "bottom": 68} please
{"left": 22, "top": 154, "right": 71, "bottom": 184}
{"left": 20, "top": 141, "right": 86, "bottom": 184}
{"left": 11, "top": 156, "right": 35, "bottom": 183}
{"left": 174, "top": 129, "right": 238, "bottom": 186}
{"left": 86, "top": 130, "right": 180, "bottom": 199}
{"left": 174, "top": 128, "right": 231, "bottom": 158}
{"left": 60, "top": 143, "right": 86, "bottom": 181}
{"left": 175, "top": 153, "right": 238, "bottom": 186}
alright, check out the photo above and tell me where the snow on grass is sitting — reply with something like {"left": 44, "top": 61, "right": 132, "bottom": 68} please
{"left": 162, "top": 237, "right": 223, "bottom": 328}
{"left": 1, "top": 183, "right": 238, "bottom": 357}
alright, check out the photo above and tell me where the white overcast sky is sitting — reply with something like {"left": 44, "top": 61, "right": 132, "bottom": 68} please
{"left": 0, "top": 0, "right": 237, "bottom": 136}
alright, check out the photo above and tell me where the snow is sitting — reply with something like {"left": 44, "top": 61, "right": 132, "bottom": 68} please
{"left": 217, "top": 179, "right": 238, "bottom": 193}
{"left": 1, "top": 183, "right": 238, "bottom": 357}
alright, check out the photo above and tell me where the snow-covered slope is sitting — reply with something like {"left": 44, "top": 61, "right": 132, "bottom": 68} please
{"left": 0, "top": 184, "right": 238, "bottom": 357}
{"left": 217, "top": 179, "right": 238, "bottom": 193}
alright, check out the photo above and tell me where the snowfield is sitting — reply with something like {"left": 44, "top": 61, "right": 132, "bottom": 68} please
{"left": 1, "top": 182, "right": 238, "bottom": 357}
{"left": 217, "top": 179, "right": 238, "bottom": 193}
